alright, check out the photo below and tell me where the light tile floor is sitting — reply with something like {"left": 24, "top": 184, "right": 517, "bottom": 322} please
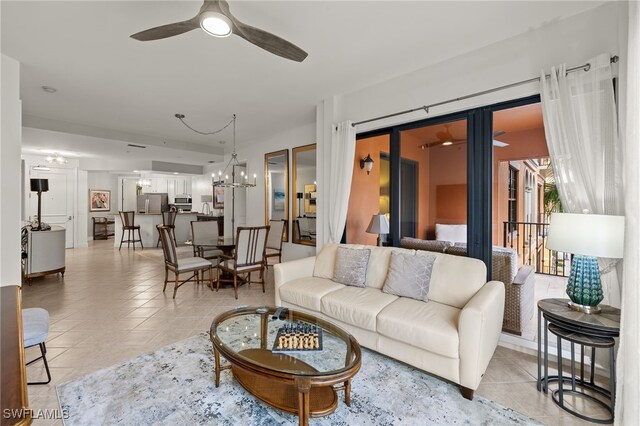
{"left": 22, "top": 240, "right": 608, "bottom": 425}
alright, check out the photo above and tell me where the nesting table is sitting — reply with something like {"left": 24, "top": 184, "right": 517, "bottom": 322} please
{"left": 537, "top": 298, "right": 620, "bottom": 423}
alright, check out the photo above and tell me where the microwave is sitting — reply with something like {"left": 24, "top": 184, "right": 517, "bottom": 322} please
{"left": 174, "top": 195, "right": 192, "bottom": 204}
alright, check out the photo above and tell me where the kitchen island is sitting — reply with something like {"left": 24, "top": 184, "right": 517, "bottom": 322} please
{"left": 114, "top": 212, "right": 199, "bottom": 248}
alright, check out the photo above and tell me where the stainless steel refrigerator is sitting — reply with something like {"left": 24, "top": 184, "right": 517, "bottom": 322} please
{"left": 137, "top": 193, "right": 168, "bottom": 213}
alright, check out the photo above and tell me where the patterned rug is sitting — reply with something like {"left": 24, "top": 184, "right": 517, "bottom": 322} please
{"left": 57, "top": 333, "right": 539, "bottom": 425}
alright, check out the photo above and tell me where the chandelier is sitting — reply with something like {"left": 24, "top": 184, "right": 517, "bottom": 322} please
{"left": 175, "top": 113, "right": 256, "bottom": 188}
{"left": 46, "top": 152, "right": 68, "bottom": 164}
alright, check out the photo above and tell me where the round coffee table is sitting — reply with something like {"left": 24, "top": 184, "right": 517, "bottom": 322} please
{"left": 210, "top": 306, "right": 362, "bottom": 426}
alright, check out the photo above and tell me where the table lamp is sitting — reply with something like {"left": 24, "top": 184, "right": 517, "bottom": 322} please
{"left": 30, "top": 178, "right": 49, "bottom": 231}
{"left": 546, "top": 212, "right": 624, "bottom": 314}
{"left": 366, "top": 213, "right": 389, "bottom": 246}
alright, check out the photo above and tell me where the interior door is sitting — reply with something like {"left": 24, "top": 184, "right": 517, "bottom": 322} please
{"left": 29, "top": 167, "right": 75, "bottom": 248}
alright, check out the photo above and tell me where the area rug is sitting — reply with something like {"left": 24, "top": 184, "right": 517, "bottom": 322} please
{"left": 57, "top": 333, "right": 539, "bottom": 425}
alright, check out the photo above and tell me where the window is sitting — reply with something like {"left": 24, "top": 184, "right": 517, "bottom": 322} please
{"left": 508, "top": 166, "right": 518, "bottom": 232}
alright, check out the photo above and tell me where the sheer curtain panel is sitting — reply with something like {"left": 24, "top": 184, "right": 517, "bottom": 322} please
{"left": 540, "top": 53, "right": 623, "bottom": 307}
{"left": 325, "top": 121, "right": 356, "bottom": 244}
{"left": 615, "top": 2, "right": 640, "bottom": 424}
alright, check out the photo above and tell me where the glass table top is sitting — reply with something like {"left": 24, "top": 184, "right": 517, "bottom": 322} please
{"left": 210, "top": 306, "right": 360, "bottom": 376}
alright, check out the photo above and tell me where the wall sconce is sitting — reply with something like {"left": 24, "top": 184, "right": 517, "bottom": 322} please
{"left": 360, "top": 154, "right": 374, "bottom": 175}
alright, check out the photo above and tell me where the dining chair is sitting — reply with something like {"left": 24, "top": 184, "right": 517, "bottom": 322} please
{"left": 157, "top": 225, "right": 213, "bottom": 299}
{"left": 216, "top": 225, "right": 270, "bottom": 299}
{"left": 118, "top": 211, "right": 143, "bottom": 251}
{"left": 298, "top": 217, "right": 311, "bottom": 240}
{"left": 265, "top": 219, "right": 286, "bottom": 268}
{"left": 191, "top": 220, "right": 223, "bottom": 260}
{"left": 156, "top": 211, "right": 177, "bottom": 247}
{"left": 23, "top": 308, "right": 51, "bottom": 385}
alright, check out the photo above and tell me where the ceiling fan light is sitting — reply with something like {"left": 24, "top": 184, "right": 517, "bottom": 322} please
{"left": 442, "top": 141, "right": 453, "bottom": 146}
{"left": 200, "top": 12, "right": 232, "bottom": 38}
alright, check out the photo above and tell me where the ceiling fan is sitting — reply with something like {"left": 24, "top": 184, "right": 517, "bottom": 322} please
{"left": 419, "top": 126, "right": 510, "bottom": 149}
{"left": 130, "top": 0, "right": 308, "bottom": 63}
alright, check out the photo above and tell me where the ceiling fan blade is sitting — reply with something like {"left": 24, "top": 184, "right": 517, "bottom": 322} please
{"left": 131, "top": 17, "right": 200, "bottom": 41}
{"left": 228, "top": 18, "right": 308, "bottom": 62}
{"left": 493, "top": 140, "right": 509, "bottom": 147}
{"left": 435, "top": 130, "right": 450, "bottom": 141}
{"left": 493, "top": 130, "right": 506, "bottom": 137}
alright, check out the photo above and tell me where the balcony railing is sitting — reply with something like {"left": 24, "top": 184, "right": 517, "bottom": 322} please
{"left": 502, "top": 221, "right": 571, "bottom": 277}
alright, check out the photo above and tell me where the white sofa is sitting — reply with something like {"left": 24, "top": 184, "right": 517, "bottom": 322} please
{"left": 274, "top": 244, "right": 505, "bottom": 400}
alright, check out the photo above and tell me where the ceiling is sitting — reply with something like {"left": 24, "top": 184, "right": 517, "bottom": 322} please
{"left": 1, "top": 1, "right": 603, "bottom": 164}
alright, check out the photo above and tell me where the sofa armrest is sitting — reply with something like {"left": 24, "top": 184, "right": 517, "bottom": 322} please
{"left": 274, "top": 256, "right": 316, "bottom": 306}
{"left": 458, "top": 281, "right": 505, "bottom": 390}
{"left": 513, "top": 265, "right": 534, "bottom": 286}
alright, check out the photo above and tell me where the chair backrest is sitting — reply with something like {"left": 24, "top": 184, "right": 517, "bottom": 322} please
{"left": 162, "top": 211, "right": 177, "bottom": 226}
{"left": 191, "top": 221, "right": 219, "bottom": 245}
{"left": 307, "top": 217, "right": 316, "bottom": 233}
{"left": 293, "top": 220, "right": 301, "bottom": 240}
{"left": 157, "top": 225, "right": 178, "bottom": 266}
{"left": 234, "top": 226, "right": 269, "bottom": 267}
{"left": 119, "top": 211, "right": 135, "bottom": 228}
{"left": 266, "top": 220, "right": 285, "bottom": 250}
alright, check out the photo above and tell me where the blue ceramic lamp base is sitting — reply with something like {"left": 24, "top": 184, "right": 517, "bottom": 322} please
{"left": 566, "top": 255, "right": 603, "bottom": 314}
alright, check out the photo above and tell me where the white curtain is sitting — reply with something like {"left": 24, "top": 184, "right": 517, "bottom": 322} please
{"left": 616, "top": 2, "right": 640, "bottom": 424}
{"left": 325, "top": 121, "right": 356, "bottom": 244}
{"left": 540, "top": 53, "right": 623, "bottom": 307}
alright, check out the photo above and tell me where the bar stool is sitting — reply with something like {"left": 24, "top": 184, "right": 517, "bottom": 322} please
{"left": 548, "top": 323, "right": 615, "bottom": 424}
{"left": 157, "top": 211, "right": 177, "bottom": 247}
{"left": 23, "top": 308, "right": 51, "bottom": 385}
{"left": 118, "top": 211, "right": 143, "bottom": 251}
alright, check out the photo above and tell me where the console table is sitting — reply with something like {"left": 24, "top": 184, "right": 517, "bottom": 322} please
{"left": 23, "top": 226, "right": 66, "bottom": 285}
{"left": 92, "top": 217, "right": 115, "bottom": 240}
{"left": 537, "top": 298, "right": 620, "bottom": 423}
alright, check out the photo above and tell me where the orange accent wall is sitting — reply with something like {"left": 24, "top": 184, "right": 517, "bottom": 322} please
{"left": 347, "top": 135, "right": 389, "bottom": 245}
{"left": 428, "top": 143, "right": 467, "bottom": 238}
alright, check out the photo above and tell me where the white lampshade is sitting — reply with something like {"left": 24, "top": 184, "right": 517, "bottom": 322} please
{"left": 547, "top": 213, "right": 624, "bottom": 258}
{"left": 366, "top": 214, "right": 390, "bottom": 235}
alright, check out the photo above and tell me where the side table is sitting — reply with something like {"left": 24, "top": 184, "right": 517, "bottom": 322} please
{"left": 537, "top": 298, "right": 620, "bottom": 424}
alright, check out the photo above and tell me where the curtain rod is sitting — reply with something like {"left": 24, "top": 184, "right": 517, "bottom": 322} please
{"left": 352, "top": 55, "right": 619, "bottom": 127}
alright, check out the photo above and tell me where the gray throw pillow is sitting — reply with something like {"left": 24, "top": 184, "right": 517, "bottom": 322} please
{"left": 383, "top": 252, "right": 436, "bottom": 301}
{"left": 333, "top": 247, "right": 371, "bottom": 287}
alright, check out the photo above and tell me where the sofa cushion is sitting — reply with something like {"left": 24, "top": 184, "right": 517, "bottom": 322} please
{"left": 279, "top": 277, "right": 345, "bottom": 312}
{"left": 435, "top": 224, "right": 467, "bottom": 243}
{"left": 400, "top": 237, "right": 453, "bottom": 253}
{"left": 333, "top": 247, "right": 371, "bottom": 287}
{"left": 418, "top": 251, "right": 486, "bottom": 309}
{"left": 377, "top": 298, "right": 460, "bottom": 359}
{"left": 365, "top": 246, "right": 415, "bottom": 290}
{"left": 383, "top": 252, "right": 436, "bottom": 301}
{"left": 321, "top": 287, "right": 398, "bottom": 331}
{"left": 313, "top": 244, "right": 364, "bottom": 279}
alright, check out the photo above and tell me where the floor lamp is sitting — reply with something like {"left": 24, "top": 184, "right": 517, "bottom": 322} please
{"left": 297, "top": 192, "right": 303, "bottom": 217}
{"left": 30, "top": 178, "right": 49, "bottom": 231}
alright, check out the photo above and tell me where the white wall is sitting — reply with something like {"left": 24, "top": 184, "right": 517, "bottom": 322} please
{"left": 87, "top": 171, "right": 118, "bottom": 238}
{"left": 0, "top": 54, "right": 22, "bottom": 286}
{"left": 231, "top": 123, "right": 317, "bottom": 261}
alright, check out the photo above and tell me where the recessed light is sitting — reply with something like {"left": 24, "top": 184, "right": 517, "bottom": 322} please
{"left": 173, "top": 172, "right": 179, "bottom": 175}
{"left": 41, "top": 86, "right": 57, "bottom": 93}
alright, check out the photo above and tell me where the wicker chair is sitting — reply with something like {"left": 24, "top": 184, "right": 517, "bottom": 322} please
{"left": 401, "top": 237, "right": 535, "bottom": 335}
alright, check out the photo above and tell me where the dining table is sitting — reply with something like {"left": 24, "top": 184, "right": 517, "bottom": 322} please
{"left": 192, "top": 237, "right": 241, "bottom": 289}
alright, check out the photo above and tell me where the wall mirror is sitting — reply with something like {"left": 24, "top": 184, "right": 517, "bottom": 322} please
{"left": 292, "top": 144, "right": 317, "bottom": 246}
{"left": 264, "top": 149, "right": 289, "bottom": 241}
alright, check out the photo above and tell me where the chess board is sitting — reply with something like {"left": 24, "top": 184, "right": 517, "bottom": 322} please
{"left": 272, "top": 322, "right": 323, "bottom": 353}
